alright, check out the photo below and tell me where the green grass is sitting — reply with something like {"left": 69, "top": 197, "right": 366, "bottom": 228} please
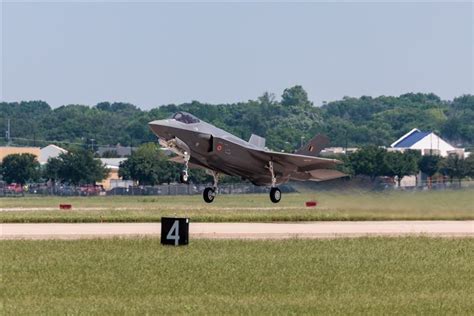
{"left": 1, "top": 190, "right": 474, "bottom": 223}
{"left": 1, "top": 238, "right": 473, "bottom": 315}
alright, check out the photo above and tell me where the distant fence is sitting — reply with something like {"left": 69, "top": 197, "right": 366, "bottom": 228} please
{"left": 298, "top": 177, "right": 474, "bottom": 192}
{"left": 405, "top": 179, "right": 474, "bottom": 190}
{"left": 106, "top": 183, "right": 292, "bottom": 196}
{"left": 0, "top": 183, "right": 295, "bottom": 197}
{"left": 0, "top": 179, "right": 473, "bottom": 197}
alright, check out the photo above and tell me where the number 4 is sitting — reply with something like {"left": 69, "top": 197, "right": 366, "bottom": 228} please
{"left": 167, "top": 220, "right": 180, "bottom": 245}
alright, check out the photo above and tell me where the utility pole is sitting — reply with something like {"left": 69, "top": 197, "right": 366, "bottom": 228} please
{"left": 5, "top": 118, "right": 11, "bottom": 146}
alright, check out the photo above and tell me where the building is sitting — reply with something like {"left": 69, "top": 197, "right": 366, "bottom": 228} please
{"left": 389, "top": 128, "right": 472, "bottom": 187}
{"left": 39, "top": 144, "right": 68, "bottom": 164}
{"left": 390, "top": 128, "right": 466, "bottom": 157}
{"left": 0, "top": 146, "right": 41, "bottom": 161}
{"left": 0, "top": 144, "right": 69, "bottom": 164}
{"left": 97, "top": 158, "right": 127, "bottom": 190}
{"left": 97, "top": 144, "right": 135, "bottom": 157}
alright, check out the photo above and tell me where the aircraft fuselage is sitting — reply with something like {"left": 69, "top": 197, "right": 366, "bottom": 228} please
{"left": 149, "top": 117, "right": 281, "bottom": 185}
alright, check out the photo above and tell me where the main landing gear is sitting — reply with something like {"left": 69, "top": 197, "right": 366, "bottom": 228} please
{"left": 203, "top": 171, "right": 219, "bottom": 203}
{"left": 268, "top": 161, "right": 281, "bottom": 203}
{"left": 270, "top": 187, "right": 281, "bottom": 203}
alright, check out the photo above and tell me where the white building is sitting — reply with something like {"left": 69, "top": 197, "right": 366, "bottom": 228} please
{"left": 389, "top": 128, "right": 472, "bottom": 187}
{"left": 39, "top": 144, "right": 68, "bottom": 164}
{"left": 390, "top": 128, "right": 464, "bottom": 157}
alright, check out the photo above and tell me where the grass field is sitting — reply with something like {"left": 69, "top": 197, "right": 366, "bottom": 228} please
{"left": 1, "top": 190, "right": 473, "bottom": 223}
{"left": 1, "top": 238, "right": 473, "bottom": 315}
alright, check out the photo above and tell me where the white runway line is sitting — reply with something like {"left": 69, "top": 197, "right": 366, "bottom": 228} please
{"left": 1, "top": 221, "right": 473, "bottom": 240}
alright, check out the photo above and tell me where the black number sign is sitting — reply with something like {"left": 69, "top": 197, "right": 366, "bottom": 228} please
{"left": 161, "top": 217, "right": 189, "bottom": 246}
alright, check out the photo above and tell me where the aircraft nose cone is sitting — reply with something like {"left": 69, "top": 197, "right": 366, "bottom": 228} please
{"left": 148, "top": 119, "right": 172, "bottom": 139}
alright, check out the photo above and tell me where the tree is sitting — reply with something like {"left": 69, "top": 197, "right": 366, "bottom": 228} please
{"left": 442, "top": 95, "right": 474, "bottom": 144}
{"left": 466, "top": 155, "right": 474, "bottom": 178}
{"left": 440, "top": 155, "right": 470, "bottom": 185}
{"left": 348, "top": 146, "right": 388, "bottom": 180}
{"left": 46, "top": 149, "right": 109, "bottom": 185}
{"left": 119, "top": 143, "right": 214, "bottom": 185}
{"left": 188, "top": 168, "right": 213, "bottom": 184}
{"left": 2, "top": 91, "right": 473, "bottom": 151}
{"left": 119, "top": 143, "right": 178, "bottom": 185}
{"left": 384, "top": 151, "right": 419, "bottom": 187}
{"left": 281, "top": 85, "right": 312, "bottom": 108}
{"left": 419, "top": 154, "right": 442, "bottom": 188}
{"left": 43, "top": 157, "right": 63, "bottom": 182}
{"left": 258, "top": 91, "right": 276, "bottom": 106}
{"left": 1, "top": 153, "right": 40, "bottom": 184}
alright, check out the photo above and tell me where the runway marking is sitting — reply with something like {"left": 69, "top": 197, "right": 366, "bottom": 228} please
{"left": 1, "top": 221, "right": 473, "bottom": 240}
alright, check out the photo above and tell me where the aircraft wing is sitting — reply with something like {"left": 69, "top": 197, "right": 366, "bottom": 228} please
{"left": 248, "top": 148, "right": 341, "bottom": 172}
{"left": 213, "top": 136, "right": 341, "bottom": 171}
{"left": 249, "top": 149, "right": 346, "bottom": 182}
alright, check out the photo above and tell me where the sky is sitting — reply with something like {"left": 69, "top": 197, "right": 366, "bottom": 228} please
{"left": 1, "top": 1, "right": 473, "bottom": 109}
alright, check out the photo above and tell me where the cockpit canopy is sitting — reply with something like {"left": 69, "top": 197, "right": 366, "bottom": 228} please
{"left": 171, "top": 112, "right": 200, "bottom": 124}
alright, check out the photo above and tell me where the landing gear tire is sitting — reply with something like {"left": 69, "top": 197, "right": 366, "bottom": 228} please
{"left": 270, "top": 187, "right": 281, "bottom": 203}
{"left": 180, "top": 170, "right": 189, "bottom": 184}
{"left": 203, "top": 187, "right": 216, "bottom": 203}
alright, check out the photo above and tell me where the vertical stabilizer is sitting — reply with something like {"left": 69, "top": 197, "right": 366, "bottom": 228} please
{"left": 296, "top": 134, "right": 329, "bottom": 156}
{"left": 249, "top": 134, "right": 266, "bottom": 149}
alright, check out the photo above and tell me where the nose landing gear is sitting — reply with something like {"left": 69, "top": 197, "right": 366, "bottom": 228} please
{"left": 179, "top": 170, "right": 189, "bottom": 184}
{"left": 179, "top": 152, "right": 190, "bottom": 184}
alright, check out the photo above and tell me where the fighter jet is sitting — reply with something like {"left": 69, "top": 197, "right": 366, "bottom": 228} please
{"left": 149, "top": 111, "right": 346, "bottom": 203}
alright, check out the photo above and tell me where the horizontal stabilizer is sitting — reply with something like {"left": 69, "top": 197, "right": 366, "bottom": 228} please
{"left": 296, "top": 134, "right": 329, "bottom": 157}
{"left": 249, "top": 134, "right": 266, "bottom": 149}
{"left": 308, "top": 169, "right": 347, "bottom": 181}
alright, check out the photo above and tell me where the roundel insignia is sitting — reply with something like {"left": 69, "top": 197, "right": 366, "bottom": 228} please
{"left": 216, "top": 144, "right": 223, "bottom": 152}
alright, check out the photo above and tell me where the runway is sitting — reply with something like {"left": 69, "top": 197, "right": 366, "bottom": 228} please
{"left": 1, "top": 221, "right": 473, "bottom": 240}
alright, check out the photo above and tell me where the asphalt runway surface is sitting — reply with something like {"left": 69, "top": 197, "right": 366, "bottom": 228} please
{"left": 1, "top": 221, "right": 473, "bottom": 240}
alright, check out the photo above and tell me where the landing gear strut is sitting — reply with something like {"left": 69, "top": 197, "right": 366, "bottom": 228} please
{"left": 179, "top": 152, "right": 190, "bottom": 184}
{"left": 203, "top": 171, "right": 219, "bottom": 203}
{"left": 268, "top": 161, "right": 281, "bottom": 203}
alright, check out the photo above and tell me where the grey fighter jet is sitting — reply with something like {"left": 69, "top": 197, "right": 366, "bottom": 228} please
{"left": 149, "top": 112, "right": 345, "bottom": 203}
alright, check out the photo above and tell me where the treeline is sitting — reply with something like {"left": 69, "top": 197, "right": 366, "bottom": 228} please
{"left": 1, "top": 86, "right": 473, "bottom": 152}
{"left": 120, "top": 144, "right": 474, "bottom": 186}
{"left": 0, "top": 144, "right": 224, "bottom": 186}
{"left": 0, "top": 150, "right": 109, "bottom": 185}
{"left": 340, "top": 146, "right": 474, "bottom": 186}
{"left": 1, "top": 144, "right": 473, "bottom": 187}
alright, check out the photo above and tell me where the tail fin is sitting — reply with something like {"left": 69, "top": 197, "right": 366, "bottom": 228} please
{"left": 249, "top": 134, "right": 266, "bottom": 149}
{"left": 296, "top": 134, "right": 329, "bottom": 156}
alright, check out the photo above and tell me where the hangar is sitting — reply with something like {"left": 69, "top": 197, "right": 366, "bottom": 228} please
{"left": 389, "top": 128, "right": 467, "bottom": 158}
